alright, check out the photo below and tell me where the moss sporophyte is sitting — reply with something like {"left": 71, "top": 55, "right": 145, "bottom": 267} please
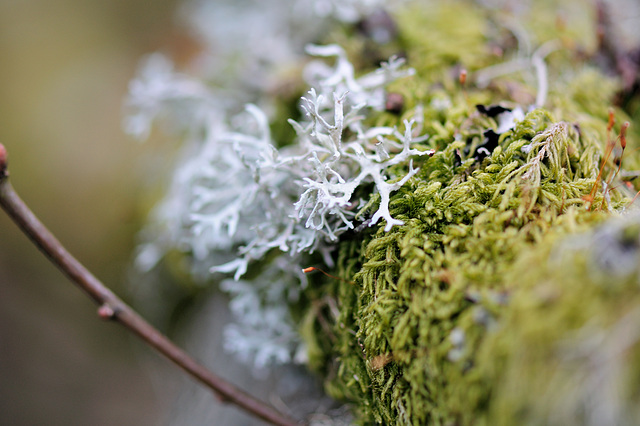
{"left": 129, "top": 0, "right": 640, "bottom": 424}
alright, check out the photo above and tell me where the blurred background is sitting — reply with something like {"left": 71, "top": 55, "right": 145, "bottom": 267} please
{"left": 0, "top": 0, "right": 182, "bottom": 424}
{"left": 1, "top": 1, "right": 639, "bottom": 425}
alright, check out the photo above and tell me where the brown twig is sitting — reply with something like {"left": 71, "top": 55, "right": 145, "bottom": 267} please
{"left": 0, "top": 143, "right": 299, "bottom": 426}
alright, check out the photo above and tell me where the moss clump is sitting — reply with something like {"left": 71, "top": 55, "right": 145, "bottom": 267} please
{"left": 471, "top": 213, "right": 640, "bottom": 425}
{"left": 299, "top": 1, "right": 640, "bottom": 424}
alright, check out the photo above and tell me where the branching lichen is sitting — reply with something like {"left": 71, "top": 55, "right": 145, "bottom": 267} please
{"left": 129, "top": 6, "right": 429, "bottom": 368}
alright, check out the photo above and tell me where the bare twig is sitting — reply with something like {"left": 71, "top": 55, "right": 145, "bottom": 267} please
{"left": 0, "top": 143, "right": 299, "bottom": 426}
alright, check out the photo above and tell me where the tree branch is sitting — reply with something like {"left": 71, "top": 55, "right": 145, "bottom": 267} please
{"left": 0, "top": 143, "right": 299, "bottom": 426}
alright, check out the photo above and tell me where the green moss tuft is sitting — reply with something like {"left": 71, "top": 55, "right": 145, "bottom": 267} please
{"left": 298, "top": 1, "right": 640, "bottom": 424}
{"left": 472, "top": 213, "right": 640, "bottom": 425}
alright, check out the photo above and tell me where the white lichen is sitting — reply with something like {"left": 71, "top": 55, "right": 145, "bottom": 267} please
{"left": 207, "top": 46, "right": 430, "bottom": 276}
{"left": 127, "top": 0, "right": 425, "bottom": 368}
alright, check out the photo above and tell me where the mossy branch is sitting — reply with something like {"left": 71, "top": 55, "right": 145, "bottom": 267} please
{"left": 0, "top": 143, "right": 299, "bottom": 426}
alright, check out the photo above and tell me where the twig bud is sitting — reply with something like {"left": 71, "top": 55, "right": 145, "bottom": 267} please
{"left": 0, "top": 143, "right": 7, "bottom": 179}
{"left": 98, "top": 303, "right": 116, "bottom": 320}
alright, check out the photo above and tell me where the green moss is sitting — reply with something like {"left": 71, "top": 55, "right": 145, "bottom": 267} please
{"left": 316, "top": 109, "right": 622, "bottom": 424}
{"left": 471, "top": 213, "right": 640, "bottom": 425}
{"left": 298, "top": 1, "right": 640, "bottom": 424}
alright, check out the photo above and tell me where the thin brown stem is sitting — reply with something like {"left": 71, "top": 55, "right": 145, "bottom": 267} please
{"left": 0, "top": 144, "right": 299, "bottom": 426}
